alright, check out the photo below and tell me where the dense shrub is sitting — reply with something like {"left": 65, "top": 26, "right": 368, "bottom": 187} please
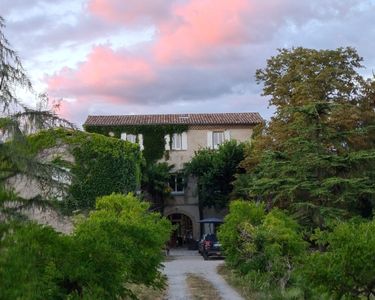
{"left": 218, "top": 201, "right": 265, "bottom": 269}
{"left": 218, "top": 200, "right": 306, "bottom": 294}
{"left": 0, "top": 193, "right": 172, "bottom": 299}
{"left": 300, "top": 220, "right": 375, "bottom": 299}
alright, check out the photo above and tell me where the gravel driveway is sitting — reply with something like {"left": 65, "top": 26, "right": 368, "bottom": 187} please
{"left": 162, "top": 249, "right": 243, "bottom": 300}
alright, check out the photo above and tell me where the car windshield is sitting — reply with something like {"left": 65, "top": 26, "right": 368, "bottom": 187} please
{"left": 205, "top": 234, "right": 217, "bottom": 242}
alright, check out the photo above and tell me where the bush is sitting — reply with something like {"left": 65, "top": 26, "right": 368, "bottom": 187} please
{"left": 218, "top": 200, "right": 306, "bottom": 294}
{"left": 218, "top": 200, "right": 265, "bottom": 270}
{"left": 0, "top": 193, "right": 172, "bottom": 299}
{"left": 0, "top": 222, "right": 71, "bottom": 299}
{"left": 300, "top": 219, "right": 375, "bottom": 299}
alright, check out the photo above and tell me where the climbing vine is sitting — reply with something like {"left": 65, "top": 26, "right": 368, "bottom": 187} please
{"left": 27, "top": 128, "right": 142, "bottom": 213}
{"left": 84, "top": 124, "right": 188, "bottom": 164}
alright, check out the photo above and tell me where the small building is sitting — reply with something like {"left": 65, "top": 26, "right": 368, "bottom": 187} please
{"left": 83, "top": 112, "right": 263, "bottom": 241}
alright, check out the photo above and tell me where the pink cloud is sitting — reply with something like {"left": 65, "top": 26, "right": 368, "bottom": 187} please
{"left": 154, "top": 0, "right": 251, "bottom": 63}
{"left": 48, "top": 46, "right": 154, "bottom": 98}
{"left": 48, "top": 46, "right": 155, "bottom": 120}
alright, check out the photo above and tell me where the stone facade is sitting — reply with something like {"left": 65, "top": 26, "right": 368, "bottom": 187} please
{"left": 84, "top": 113, "right": 263, "bottom": 241}
{"left": 160, "top": 125, "right": 254, "bottom": 240}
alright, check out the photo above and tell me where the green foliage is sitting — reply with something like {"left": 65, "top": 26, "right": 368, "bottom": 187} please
{"left": 300, "top": 219, "right": 375, "bottom": 299}
{"left": 84, "top": 124, "right": 188, "bottom": 164}
{"left": 218, "top": 201, "right": 265, "bottom": 269}
{"left": 75, "top": 193, "right": 172, "bottom": 292}
{"left": 68, "top": 134, "right": 142, "bottom": 212}
{"left": 27, "top": 128, "right": 142, "bottom": 213}
{"left": 218, "top": 200, "right": 306, "bottom": 295}
{"left": 142, "top": 162, "right": 174, "bottom": 211}
{"left": 237, "top": 47, "right": 375, "bottom": 229}
{"left": 184, "top": 140, "right": 245, "bottom": 209}
{"left": 0, "top": 222, "right": 70, "bottom": 300}
{"left": 0, "top": 193, "right": 172, "bottom": 299}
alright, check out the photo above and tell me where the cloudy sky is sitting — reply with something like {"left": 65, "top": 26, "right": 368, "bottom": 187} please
{"left": 3, "top": 0, "right": 375, "bottom": 126}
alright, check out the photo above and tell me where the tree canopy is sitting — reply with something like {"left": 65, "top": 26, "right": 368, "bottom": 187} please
{"left": 185, "top": 140, "right": 245, "bottom": 210}
{"left": 236, "top": 47, "right": 375, "bottom": 229}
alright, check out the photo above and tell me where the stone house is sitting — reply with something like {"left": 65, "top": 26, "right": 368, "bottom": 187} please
{"left": 83, "top": 112, "right": 263, "bottom": 241}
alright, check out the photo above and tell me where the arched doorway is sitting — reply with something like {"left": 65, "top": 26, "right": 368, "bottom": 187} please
{"left": 167, "top": 213, "right": 193, "bottom": 248}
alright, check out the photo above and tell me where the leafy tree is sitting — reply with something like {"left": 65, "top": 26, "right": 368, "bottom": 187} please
{"left": 141, "top": 162, "right": 174, "bottom": 212}
{"left": 300, "top": 219, "right": 375, "bottom": 299}
{"left": 184, "top": 140, "right": 245, "bottom": 210}
{"left": 0, "top": 193, "right": 172, "bottom": 299}
{"left": 237, "top": 47, "right": 375, "bottom": 229}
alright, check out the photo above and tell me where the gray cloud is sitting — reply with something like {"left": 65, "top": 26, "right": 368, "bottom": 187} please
{"left": 2, "top": 0, "right": 375, "bottom": 126}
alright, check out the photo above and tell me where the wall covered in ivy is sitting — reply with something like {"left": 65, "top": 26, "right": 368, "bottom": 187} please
{"left": 27, "top": 128, "right": 142, "bottom": 213}
{"left": 84, "top": 124, "right": 188, "bottom": 164}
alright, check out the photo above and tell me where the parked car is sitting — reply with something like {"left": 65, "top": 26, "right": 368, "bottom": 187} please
{"left": 198, "top": 233, "right": 223, "bottom": 260}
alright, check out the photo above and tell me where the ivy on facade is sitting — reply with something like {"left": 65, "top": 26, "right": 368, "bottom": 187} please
{"left": 27, "top": 128, "right": 142, "bottom": 213}
{"left": 84, "top": 124, "right": 188, "bottom": 164}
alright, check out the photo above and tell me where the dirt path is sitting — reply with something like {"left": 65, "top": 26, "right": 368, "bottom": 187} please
{"left": 162, "top": 249, "right": 243, "bottom": 300}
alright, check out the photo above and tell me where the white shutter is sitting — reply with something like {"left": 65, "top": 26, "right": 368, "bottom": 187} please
{"left": 120, "top": 133, "right": 127, "bottom": 140}
{"left": 224, "top": 130, "right": 231, "bottom": 141}
{"left": 164, "top": 134, "right": 171, "bottom": 150}
{"left": 181, "top": 132, "right": 188, "bottom": 150}
{"left": 138, "top": 134, "right": 144, "bottom": 150}
{"left": 207, "top": 131, "right": 213, "bottom": 149}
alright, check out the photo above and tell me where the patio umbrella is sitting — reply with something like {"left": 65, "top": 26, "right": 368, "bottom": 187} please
{"left": 197, "top": 218, "right": 223, "bottom": 223}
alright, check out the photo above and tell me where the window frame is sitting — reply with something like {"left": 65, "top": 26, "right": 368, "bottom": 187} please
{"left": 212, "top": 131, "right": 225, "bottom": 149}
{"left": 169, "top": 173, "right": 185, "bottom": 194}
{"left": 126, "top": 134, "right": 137, "bottom": 143}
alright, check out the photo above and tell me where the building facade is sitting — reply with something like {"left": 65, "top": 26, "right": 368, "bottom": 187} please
{"left": 84, "top": 112, "right": 263, "bottom": 241}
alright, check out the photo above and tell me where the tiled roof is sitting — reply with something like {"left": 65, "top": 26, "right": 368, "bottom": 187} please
{"left": 84, "top": 112, "right": 263, "bottom": 127}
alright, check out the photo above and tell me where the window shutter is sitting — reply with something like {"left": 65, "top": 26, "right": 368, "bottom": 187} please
{"left": 224, "top": 130, "right": 231, "bottom": 141}
{"left": 138, "top": 134, "right": 144, "bottom": 150}
{"left": 164, "top": 134, "right": 171, "bottom": 150}
{"left": 181, "top": 132, "right": 188, "bottom": 150}
{"left": 207, "top": 131, "right": 213, "bottom": 149}
{"left": 120, "top": 133, "right": 127, "bottom": 140}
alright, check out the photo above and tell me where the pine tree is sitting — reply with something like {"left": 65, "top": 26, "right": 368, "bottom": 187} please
{"left": 0, "top": 16, "right": 73, "bottom": 218}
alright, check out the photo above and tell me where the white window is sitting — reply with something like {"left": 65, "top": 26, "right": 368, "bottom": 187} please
{"left": 169, "top": 132, "right": 188, "bottom": 151}
{"left": 126, "top": 134, "right": 137, "bottom": 143}
{"left": 212, "top": 131, "right": 225, "bottom": 149}
{"left": 169, "top": 173, "right": 184, "bottom": 193}
{"left": 121, "top": 133, "right": 143, "bottom": 150}
{"left": 172, "top": 133, "right": 182, "bottom": 150}
{"left": 207, "top": 130, "right": 230, "bottom": 149}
